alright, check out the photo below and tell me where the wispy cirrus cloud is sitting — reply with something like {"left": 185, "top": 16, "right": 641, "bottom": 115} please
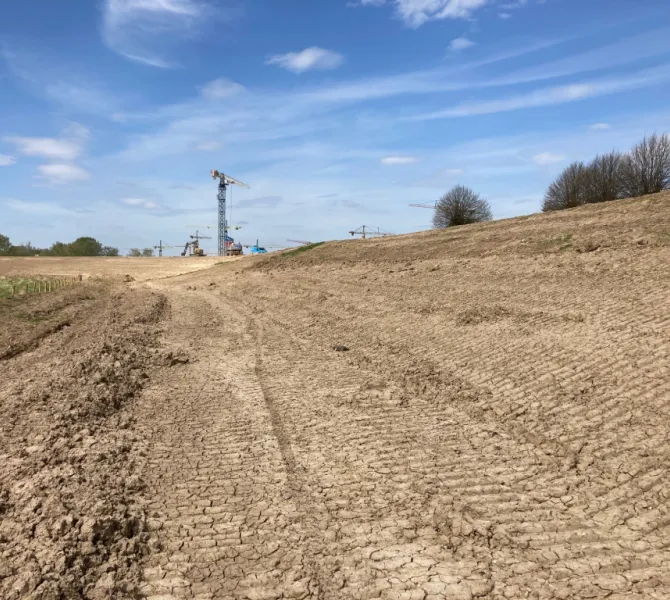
{"left": 409, "top": 66, "right": 670, "bottom": 120}
{"left": 101, "top": 0, "right": 217, "bottom": 68}
{"left": 588, "top": 123, "right": 611, "bottom": 131}
{"left": 193, "top": 140, "right": 222, "bottom": 151}
{"left": 200, "top": 78, "right": 246, "bottom": 99}
{"left": 266, "top": 47, "right": 344, "bottom": 74}
{"left": 381, "top": 155, "right": 418, "bottom": 165}
{"left": 121, "top": 197, "right": 162, "bottom": 209}
{"left": 533, "top": 152, "right": 565, "bottom": 165}
{"left": 0, "top": 154, "right": 16, "bottom": 166}
{"left": 1, "top": 45, "right": 128, "bottom": 118}
{"left": 5, "top": 198, "right": 78, "bottom": 215}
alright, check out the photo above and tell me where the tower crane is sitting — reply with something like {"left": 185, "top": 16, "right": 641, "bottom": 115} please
{"left": 287, "top": 239, "right": 312, "bottom": 246}
{"left": 348, "top": 225, "right": 394, "bottom": 239}
{"left": 210, "top": 170, "right": 250, "bottom": 257}
{"left": 409, "top": 202, "right": 437, "bottom": 209}
{"left": 154, "top": 241, "right": 176, "bottom": 257}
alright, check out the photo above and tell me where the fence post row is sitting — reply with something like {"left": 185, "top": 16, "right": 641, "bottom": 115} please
{"left": 8, "top": 275, "right": 81, "bottom": 298}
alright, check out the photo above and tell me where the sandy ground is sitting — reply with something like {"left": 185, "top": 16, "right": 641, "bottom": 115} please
{"left": 1, "top": 192, "right": 670, "bottom": 599}
{"left": 0, "top": 256, "right": 236, "bottom": 282}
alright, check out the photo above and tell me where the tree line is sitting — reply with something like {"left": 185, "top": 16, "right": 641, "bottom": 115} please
{"left": 543, "top": 133, "right": 670, "bottom": 211}
{"left": 428, "top": 132, "right": 670, "bottom": 229}
{"left": 0, "top": 235, "right": 119, "bottom": 257}
{"left": 127, "top": 248, "right": 155, "bottom": 257}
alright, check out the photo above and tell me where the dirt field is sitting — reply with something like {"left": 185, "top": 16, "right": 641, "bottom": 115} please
{"left": 0, "top": 256, "right": 234, "bottom": 282}
{"left": 1, "top": 192, "right": 670, "bottom": 599}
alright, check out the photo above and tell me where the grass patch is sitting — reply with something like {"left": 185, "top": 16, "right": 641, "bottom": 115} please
{"left": 535, "top": 232, "right": 573, "bottom": 252}
{"left": 0, "top": 276, "right": 69, "bottom": 299}
{"left": 281, "top": 242, "right": 325, "bottom": 258}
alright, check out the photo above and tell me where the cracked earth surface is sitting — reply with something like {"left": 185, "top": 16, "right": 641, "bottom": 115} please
{"left": 136, "top": 194, "right": 670, "bottom": 600}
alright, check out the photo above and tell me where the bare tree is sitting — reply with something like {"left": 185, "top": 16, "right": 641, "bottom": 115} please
{"left": 583, "top": 151, "right": 625, "bottom": 204}
{"left": 542, "top": 162, "right": 589, "bottom": 211}
{"left": 619, "top": 133, "right": 670, "bottom": 198}
{"left": 432, "top": 185, "right": 493, "bottom": 228}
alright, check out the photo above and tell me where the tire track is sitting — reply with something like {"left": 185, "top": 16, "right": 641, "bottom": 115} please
{"left": 136, "top": 290, "right": 319, "bottom": 600}
{"left": 213, "top": 250, "right": 670, "bottom": 598}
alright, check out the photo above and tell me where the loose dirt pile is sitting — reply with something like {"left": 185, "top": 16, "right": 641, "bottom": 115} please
{"left": 0, "top": 284, "right": 170, "bottom": 599}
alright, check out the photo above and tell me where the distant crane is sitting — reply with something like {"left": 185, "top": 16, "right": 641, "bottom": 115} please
{"left": 188, "top": 223, "right": 243, "bottom": 254}
{"left": 349, "top": 225, "right": 394, "bottom": 239}
{"left": 181, "top": 229, "right": 212, "bottom": 257}
{"left": 210, "top": 170, "right": 250, "bottom": 257}
{"left": 287, "top": 239, "right": 312, "bottom": 246}
{"left": 409, "top": 202, "right": 437, "bottom": 209}
{"left": 154, "top": 241, "right": 175, "bottom": 257}
{"left": 186, "top": 224, "right": 242, "bottom": 232}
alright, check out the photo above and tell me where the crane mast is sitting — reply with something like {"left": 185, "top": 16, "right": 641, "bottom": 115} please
{"left": 211, "top": 169, "right": 250, "bottom": 257}
{"left": 217, "top": 179, "right": 227, "bottom": 257}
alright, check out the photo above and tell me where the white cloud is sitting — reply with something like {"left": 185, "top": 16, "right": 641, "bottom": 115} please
{"left": 361, "top": 0, "right": 491, "bottom": 26}
{"left": 499, "top": 0, "right": 527, "bottom": 8}
{"left": 4, "top": 123, "right": 89, "bottom": 161}
{"left": 0, "top": 154, "right": 16, "bottom": 166}
{"left": 381, "top": 156, "right": 418, "bottom": 165}
{"left": 533, "top": 152, "right": 565, "bottom": 165}
{"left": 37, "top": 163, "right": 91, "bottom": 184}
{"left": 101, "top": 0, "right": 213, "bottom": 67}
{"left": 266, "top": 47, "right": 344, "bottom": 74}
{"left": 358, "top": 0, "right": 539, "bottom": 25}
{"left": 121, "top": 197, "right": 162, "bottom": 209}
{"left": 5, "top": 138, "right": 80, "bottom": 161}
{"left": 450, "top": 37, "right": 475, "bottom": 51}
{"left": 410, "top": 67, "right": 670, "bottom": 120}
{"left": 200, "top": 78, "right": 245, "bottom": 100}
{"left": 5, "top": 199, "right": 77, "bottom": 215}
{"left": 194, "top": 141, "right": 222, "bottom": 151}
{"left": 588, "top": 122, "right": 611, "bottom": 131}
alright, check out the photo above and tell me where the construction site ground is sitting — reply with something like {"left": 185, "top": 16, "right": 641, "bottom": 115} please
{"left": 0, "top": 256, "right": 230, "bottom": 283}
{"left": 1, "top": 192, "right": 669, "bottom": 599}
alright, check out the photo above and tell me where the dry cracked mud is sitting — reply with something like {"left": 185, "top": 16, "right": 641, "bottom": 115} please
{"left": 2, "top": 192, "right": 670, "bottom": 599}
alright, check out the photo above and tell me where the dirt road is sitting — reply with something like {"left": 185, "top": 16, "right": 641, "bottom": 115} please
{"left": 136, "top": 195, "right": 670, "bottom": 599}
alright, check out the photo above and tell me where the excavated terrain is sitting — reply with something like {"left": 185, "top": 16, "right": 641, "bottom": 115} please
{"left": 2, "top": 192, "right": 670, "bottom": 599}
{"left": 0, "top": 283, "right": 174, "bottom": 599}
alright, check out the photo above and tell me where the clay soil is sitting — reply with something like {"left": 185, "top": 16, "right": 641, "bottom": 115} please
{"left": 0, "top": 256, "right": 233, "bottom": 283}
{"left": 2, "top": 192, "right": 670, "bottom": 599}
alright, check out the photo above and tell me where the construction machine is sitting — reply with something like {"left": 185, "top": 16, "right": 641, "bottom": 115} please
{"left": 188, "top": 224, "right": 244, "bottom": 256}
{"left": 181, "top": 230, "right": 211, "bottom": 256}
{"left": 244, "top": 240, "right": 285, "bottom": 254}
{"left": 225, "top": 235, "right": 244, "bottom": 256}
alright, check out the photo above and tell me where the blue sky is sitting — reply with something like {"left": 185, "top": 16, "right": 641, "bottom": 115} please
{"left": 1, "top": 0, "right": 670, "bottom": 255}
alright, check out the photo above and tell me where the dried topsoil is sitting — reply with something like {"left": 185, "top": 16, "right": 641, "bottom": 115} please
{"left": 0, "top": 283, "right": 172, "bottom": 599}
